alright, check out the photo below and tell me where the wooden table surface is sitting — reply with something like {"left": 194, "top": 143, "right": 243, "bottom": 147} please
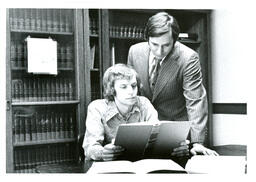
{"left": 36, "top": 144, "right": 247, "bottom": 173}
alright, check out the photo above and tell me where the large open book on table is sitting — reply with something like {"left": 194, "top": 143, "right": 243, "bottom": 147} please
{"left": 87, "top": 159, "right": 187, "bottom": 174}
{"left": 87, "top": 156, "right": 246, "bottom": 174}
{"left": 114, "top": 121, "right": 191, "bottom": 160}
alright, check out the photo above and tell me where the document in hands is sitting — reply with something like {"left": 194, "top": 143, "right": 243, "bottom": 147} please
{"left": 114, "top": 121, "right": 191, "bottom": 160}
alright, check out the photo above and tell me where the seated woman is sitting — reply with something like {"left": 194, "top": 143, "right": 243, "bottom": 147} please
{"left": 83, "top": 64, "right": 189, "bottom": 161}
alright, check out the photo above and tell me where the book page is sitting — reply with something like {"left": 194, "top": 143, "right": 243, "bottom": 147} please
{"left": 87, "top": 161, "right": 135, "bottom": 174}
{"left": 185, "top": 155, "right": 246, "bottom": 174}
{"left": 114, "top": 123, "right": 156, "bottom": 160}
{"left": 133, "top": 159, "right": 186, "bottom": 174}
{"left": 152, "top": 121, "right": 191, "bottom": 157}
{"left": 87, "top": 159, "right": 186, "bottom": 174}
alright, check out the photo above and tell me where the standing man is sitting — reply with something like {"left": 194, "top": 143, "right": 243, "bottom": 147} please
{"left": 128, "top": 12, "right": 217, "bottom": 155}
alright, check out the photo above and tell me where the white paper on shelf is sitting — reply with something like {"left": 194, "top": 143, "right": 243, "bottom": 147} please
{"left": 27, "top": 37, "right": 57, "bottom": 75}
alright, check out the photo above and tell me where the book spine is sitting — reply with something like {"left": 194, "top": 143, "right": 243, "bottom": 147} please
{"left": 31, "top": 148, "right": 36, "bottom": 172}
{"left": 35, "top": 147, "right": 41, "bottom": 166}
{"left": 50, "top": 112, "right": 56, "bottom": 139}
{"left": 60, "top": 78, "right": 64, "bottom": 101}
{"left": 66, "top": 45, "right": 73, "bottom": 68}
{"left": 24, "top": 117, "right": 31, "bottom": 142}
{"left": 69, "top": 113, "right": 75, "bottom": 138}
{"left": 36, "top": 9, "right": 41, "bottom": 31}
{"left": 68, "top": 80, "right": 73, "bottom": 100}
{"left": 36, "top": 112, "right": 42, "bottom": 141}
{"left": 47, "top": 9, "right": 52, "bottom": 32}
{"left": 10, "top": 41, "right": 16, "bottom": 68}
{"left": 59, "top": 113, "right": 64, "bottom": 139}
{"left": 41, "top": 113, "right": 47, "bottom": 141}
{"left": 27, "top": 148, "right": 32, "bottom": 172}
{"left": 46, "top": 81, "right": 51, "bottom": 101}
{"left": 31, "top": 114, "right": 37, "bottom": 141}
{"left": 55, "top": 112, "right": 60, "bottom": 139}
{"left": 14, "top": 112, "right": 20, "bottom": 143}
{"left": 19, "top": 116, "right": 25, "bottom": 142}
{"left": 46, "top": 112, "right": 51, "bottom": 140}
{"left": 14, "top": 149, "right": 19, "bottom": 172}
{"left": 30, "top": 9, "right": 36, "bottom": 31}
{"left": 32, "top": 78, "right": 37, "bottom": 101}
{"left": 23, "top": 42, "right": 27, "bottom": 68}
{"left": 55, "top": 78, "right": 60, "bottom": 101}
{"left": 41, "top": 9, "right": 47, "bottom": 31}
{"left": 53, "top": 9, "right": 59, "bottom": 32}
{"left": 51, "top": 79, "right": 56, "bottom": 101}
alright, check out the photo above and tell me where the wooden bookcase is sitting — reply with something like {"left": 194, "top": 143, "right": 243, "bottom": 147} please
{"left": 6, "top": 9, "right": 86, "bottom": 173}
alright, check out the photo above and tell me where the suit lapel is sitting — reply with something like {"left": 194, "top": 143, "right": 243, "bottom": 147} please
{"left": 152, "top": 43, "right": 180, "bottom": 102}
{"left": 137, "top": 44, "right": 153, "bottom": 99}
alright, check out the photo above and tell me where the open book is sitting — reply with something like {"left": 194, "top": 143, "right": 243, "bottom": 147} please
{"left": 87, "top": 159, "right": 187, "bottom": 174}
{"left": 114, "top": 121, "right": 191, "bottom": 160}
{"left": 87, "top": 156, "right": 246, "bottom": 174}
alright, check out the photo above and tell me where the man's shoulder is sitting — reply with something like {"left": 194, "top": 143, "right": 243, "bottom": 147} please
{"left": 176, "top": 41, "right": 198, "bottom": 57}
{"left": 137, "top": 96, "right": 152, "bottom": 106}
{"left": 130, "top": 42, "right": 148, "bottom": 51}
{"left": 88, "top": 99, "right": 108, "bottom": 109}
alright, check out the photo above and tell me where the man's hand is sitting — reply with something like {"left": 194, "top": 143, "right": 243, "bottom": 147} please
{"left": 190, "top": 143, "right": 219, "bottom": 156}
{"left": 102, "top": 143, "right": 125, "bottom": 161}
{"left": 171, "top": 140, "right": 190, "bottom": 157}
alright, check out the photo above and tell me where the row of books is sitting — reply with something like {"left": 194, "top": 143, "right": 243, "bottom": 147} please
{"left": 12, "top": 78, "right": 74, "bottom": 102}
{"left": 14, "top": 143, "right": 75, "bottom": 173}
{"left": 9, "top": 9, "right": 73, "bottom": 33}
{"left": 10, "top": 41, "right": 74, "bottom": 69}
{"left": 13, "top": 111, "right": 75, "bottom": 143}
{"left": 109, "top": 25, "right": 145, "bottom": 39}
{"left": 89, "top": 18, "right": 146, "bottom": 40}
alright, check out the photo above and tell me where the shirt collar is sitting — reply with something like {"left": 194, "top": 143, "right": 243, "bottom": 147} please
{"left": 149, "top": 51, "right": 166, "bottom": 65}
{"left": 104, "top": 97, "right": 141, "bottom": 122}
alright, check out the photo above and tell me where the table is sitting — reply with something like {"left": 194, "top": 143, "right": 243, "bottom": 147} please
{"left": 36, "top": 144, "right": 247, "bottom": 173}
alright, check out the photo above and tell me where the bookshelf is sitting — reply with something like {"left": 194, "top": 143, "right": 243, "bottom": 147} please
{"left": 6, "top": 9, "right": 86, "bottom": 173}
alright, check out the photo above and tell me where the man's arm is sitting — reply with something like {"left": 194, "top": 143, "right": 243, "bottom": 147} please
{"left": 182, "top": 53, "right": 208, "bottom": 144}
{"left": 83, "top": 102, "right": 105, "bottom": 160}
{"left": 183, "top": 53, "right": 219, "bottom": 156}
{"left": 127, "top": 46, "right": 134, "bottom": 67}
{"left": 83, "top": 102, "right": 125, "bottom": 161}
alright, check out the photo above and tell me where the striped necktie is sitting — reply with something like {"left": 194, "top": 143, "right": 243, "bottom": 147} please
{"left": 149, "top": 57, "right": 161, "bottom": 92}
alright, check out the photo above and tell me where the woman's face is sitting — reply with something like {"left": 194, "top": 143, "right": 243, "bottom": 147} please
{"left": 114, "top": 76, "right": 138, "bottom": 108}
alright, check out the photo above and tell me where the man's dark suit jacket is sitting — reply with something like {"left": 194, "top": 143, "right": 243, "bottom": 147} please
{"left": 127, "top": 41, "right": 208, "bottom": 144}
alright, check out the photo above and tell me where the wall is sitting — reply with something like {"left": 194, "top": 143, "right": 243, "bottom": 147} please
{"left": 211, "top": 9, "right": 250, "bottom": 146}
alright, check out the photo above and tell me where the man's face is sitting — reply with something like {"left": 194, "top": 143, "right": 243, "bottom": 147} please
{"left": 148, "top": 31, "right": 174, "bottom": 60}
{"left": 114, "top": 76, "right": 138, "bottom": 107}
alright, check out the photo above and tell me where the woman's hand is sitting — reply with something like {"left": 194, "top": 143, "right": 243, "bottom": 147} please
{"left": 102, "top": 143, "right": 125, "bottom": 161}
{"left": 190, "top": 143, "right": 219, "bottom": 156}
{"left": 171, "top": 140, "right": 190, "bottom": 157}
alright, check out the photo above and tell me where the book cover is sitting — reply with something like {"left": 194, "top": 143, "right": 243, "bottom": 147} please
{"left": 114, "top": 121, "right": 191, "bottom": 160}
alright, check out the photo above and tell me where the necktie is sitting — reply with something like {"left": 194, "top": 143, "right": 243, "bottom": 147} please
{"left": 149, "top": 57, "right": 161, "bottom": 91}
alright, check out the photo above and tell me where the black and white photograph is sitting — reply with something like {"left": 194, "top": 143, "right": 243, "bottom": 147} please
{"left": 0, "top": 0, "right": 254, "bottom": 180}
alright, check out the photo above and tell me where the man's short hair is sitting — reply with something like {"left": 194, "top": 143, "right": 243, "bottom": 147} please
{"left": 103, "top": 64, "right": 140, "bottom": 101}
{"left": 145, "top": 12, "right": 180, "bottom": 43}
